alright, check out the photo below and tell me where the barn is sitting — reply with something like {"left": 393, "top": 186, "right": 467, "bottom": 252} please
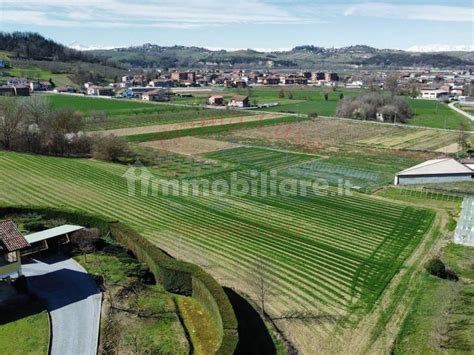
{"left": 394, "top": 158, "right": 474, "bottom": 185}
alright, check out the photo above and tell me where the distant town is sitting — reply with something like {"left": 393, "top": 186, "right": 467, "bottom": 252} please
{"left": 2, "top": 64, "right": 474, "bottom": 108}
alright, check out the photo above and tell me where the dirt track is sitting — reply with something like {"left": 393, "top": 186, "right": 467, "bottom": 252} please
{"left": 90, "top": 113, "right": 286, "bottom": 137}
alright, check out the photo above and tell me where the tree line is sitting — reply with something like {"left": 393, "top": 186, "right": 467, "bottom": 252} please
{"left": 0, "top": 97, "right": 127, "bottom": 160}
{"left": 336, "top": 92, "right": 413, "bottom": 123}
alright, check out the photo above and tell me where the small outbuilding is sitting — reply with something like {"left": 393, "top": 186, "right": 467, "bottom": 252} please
{"left": 208, "top": 95, "right": 224, "bottom": 106}
{"left": 394, "top": 158, "right": 474, "bottom": 185}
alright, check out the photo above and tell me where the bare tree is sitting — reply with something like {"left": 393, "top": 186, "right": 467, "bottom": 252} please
{"left": 71, "top": 228, "right": 100, "bottom": 263}
{"left": 384, "top": 74, "right": 399, "bottom": 97}
{"left": 249, "top": 256, "right": 273, "bottom": 316}
{"left": 0, "top": 98, "right": 23, "bottom": 149}
{"left": 458, "top": 122, "right": 470, "bottom": 152}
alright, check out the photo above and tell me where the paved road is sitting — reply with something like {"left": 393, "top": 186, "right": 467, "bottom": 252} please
{"left": 22, "top": 256, "right": 101, "bottom": 355}
{"left": 449, "top": 101, "right": 474, "bottom": 122}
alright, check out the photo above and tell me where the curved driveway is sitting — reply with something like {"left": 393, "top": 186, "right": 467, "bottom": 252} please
{"left": 22, "top": 256, "right": 101, "bottom": 355}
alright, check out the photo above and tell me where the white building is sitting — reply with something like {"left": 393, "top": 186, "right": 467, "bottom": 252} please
{"left": 394, "top": 158, "right": 474, "bottom": 185}
{"left": 420, "top": 89, "right": 449, "bottom": 100}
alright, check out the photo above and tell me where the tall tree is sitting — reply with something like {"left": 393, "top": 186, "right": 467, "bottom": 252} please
{"left": 384, "top": 74, "right": 399, "bottom": 97}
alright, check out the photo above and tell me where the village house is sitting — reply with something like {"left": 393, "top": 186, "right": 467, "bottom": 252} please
{"left": 142, "top": 88, "right": 167, "bottom": 101}
{"left": 325, "top": 72, "right": 340, "bottom": 82}
{"left": 87, "top": 86, "right": 114, "bottom": 96}
{"left": 171, "top": 71, "right": 196, "bottom": 84}
{"left": 420, "top": 88, "right": 449, "bottom": 100}
{"left": 7, "top": 77, "right": 28, "bottom": 87}
{"left": 0, "top": 220, "right": 30, "bottom": 279}
{"left": 228, "top": 95, "right": 250, "bottom": 108}
{"left": 29, "top": 81, "right": 53, "bottom": 92}
{"left": 208, "top": 95, "right": 224, "bottom": 106}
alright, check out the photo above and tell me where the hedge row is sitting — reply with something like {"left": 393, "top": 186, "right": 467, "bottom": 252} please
{"left": 0, "top": 205, "right": 238, "bottom": 354}
{"left": 110, "top": 223, "right": 238, "bottom": 354}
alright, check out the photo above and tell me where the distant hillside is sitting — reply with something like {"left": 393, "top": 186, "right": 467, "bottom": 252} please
{"left": 90, "top": 44, "right": 474, "bottom": 70}
{"left": 0, "top": 32, "right": 100, "bottom": 63}
{"left": 0, "top": 32, "right": 125, "bottom": 86}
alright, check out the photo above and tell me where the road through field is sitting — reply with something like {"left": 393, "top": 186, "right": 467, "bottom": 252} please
{"left": 449, "top": 101, "right": 474, "bottom": 122}
{"left": 89, "top": 112, "right": 286, "bottom": 136}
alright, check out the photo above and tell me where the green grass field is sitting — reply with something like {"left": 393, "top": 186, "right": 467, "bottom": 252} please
{"left": 225, "top": 87, "right": 472, "bottom": 130}
{"left": 47, "top": 95, "right": 154, "bottom": 113}
{"left": 0, "top": 67, "right": 76, "bottom": 88}
{"left": 0, "top": 300, "right": 50, "bottom": 355}
{"left": 0, "top": 150, "right": 435, "bottom": 349}
{"left": 43, "top": 95, "right": 251, "bottom": 131}
{"left": 408, "top": 99, "right": 473, "bottom": 130}
{"left": 393, "top": 244, "right": 474, "bottom": 354}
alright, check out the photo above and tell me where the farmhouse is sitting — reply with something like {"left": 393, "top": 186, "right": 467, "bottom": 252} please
{"left": 228, "top": 95, "right": 250, "bottom": 108}
{"left": 29, "top": 81, "right": 53, "bottom": 92}
{"left": 208, "top": 95, "right": 224, "bottom": 105}
{"left": 142, "top": 88, "right": 167, "bottom": 101}
{"left": 394, "top": 158, "right": 474, "bottom": 185}
{"left": 0, "top": 220, "right": 30, "bottom": 279}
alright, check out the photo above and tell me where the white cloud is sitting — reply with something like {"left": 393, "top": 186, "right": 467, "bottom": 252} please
{"left": 343, "top": 2, "right": 473, "bottom": 22}
{"left": 407, "top": 44, "right": 474, "bottom": 52}
{"left": 1, "top": 0, "right": 320, "bottom": 28}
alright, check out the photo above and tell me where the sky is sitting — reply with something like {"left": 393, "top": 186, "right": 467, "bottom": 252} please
{"left": 1, "top": 0, "right": 473, "bottom": 52}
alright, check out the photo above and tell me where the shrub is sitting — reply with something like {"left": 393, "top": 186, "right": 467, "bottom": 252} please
{"left": 91, "top": 134, "right": 129, "bottom": 162}
{"left": 425, "top": 257, "right": 458, "bottom": 281}
{"left": 308, "top": 112, "right": 318, "bottom": 118}
{"left": 425, "top": 257, "right": 446, "bottom": 277}
{"left": 23, "top": 221, "right": 46, "bottom": 232}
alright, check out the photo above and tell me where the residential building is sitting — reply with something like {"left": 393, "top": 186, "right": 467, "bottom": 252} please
{"left": 228, "top": 95, "right": 250, "bottom": 108}
{"left": 325, "top": 72, "right": 339, "bottom": 82}
{"left": 29, "top": 81, "right": 53, "bottom": 92}
{"left": 420, "top": 89, "right": 449, "bottom": 100}
{"left": 7, "top": 77, "right": 28, "bottom": 87}
{"left": 0, "top": 220, "right": 30, "bottom": 279}
{"left": 312, "top": 72, "right": 325, "bottom": 82}
{"left": 208, "top": 95, "right": 224, "bottom": 105}
{"left": 87, "top": 86, "right": 114, "bottom": 96}
{"left": 142, "top": 88, "right": 167, "bottom": 101}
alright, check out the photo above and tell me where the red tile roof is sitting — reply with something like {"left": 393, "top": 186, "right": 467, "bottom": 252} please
{"left": 231, "top": 95, "right": 249, "bottom": 102}
{"left": 0, "top": 220, "right": 30, "bottom": 252}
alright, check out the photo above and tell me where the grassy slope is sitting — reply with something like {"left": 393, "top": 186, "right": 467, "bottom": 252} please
{"left": 0, "top": 301, "right": 49, "bottom": 355}
{"left": 407, "top": 99, "right": 473, "bottom": 130}
{"left": 0, "top": 150, "right": 433, "bottom": 342}
{"left": 0, "top": 65, "right": 77, "bottom": 88}
{"left": 393, "top": 244, "right": 474, "bottom": 354}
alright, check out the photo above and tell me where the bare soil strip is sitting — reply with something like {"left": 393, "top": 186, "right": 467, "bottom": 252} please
{"left": 90, "top": 113, "right": 286, "bottom": 137}
{"left": 140, "top": 136, "right": 241, "bottom": 155}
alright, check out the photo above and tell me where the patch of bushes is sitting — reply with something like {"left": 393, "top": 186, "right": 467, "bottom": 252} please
{"left": 425, "top": 257, "right": 459, "bottom": 281}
